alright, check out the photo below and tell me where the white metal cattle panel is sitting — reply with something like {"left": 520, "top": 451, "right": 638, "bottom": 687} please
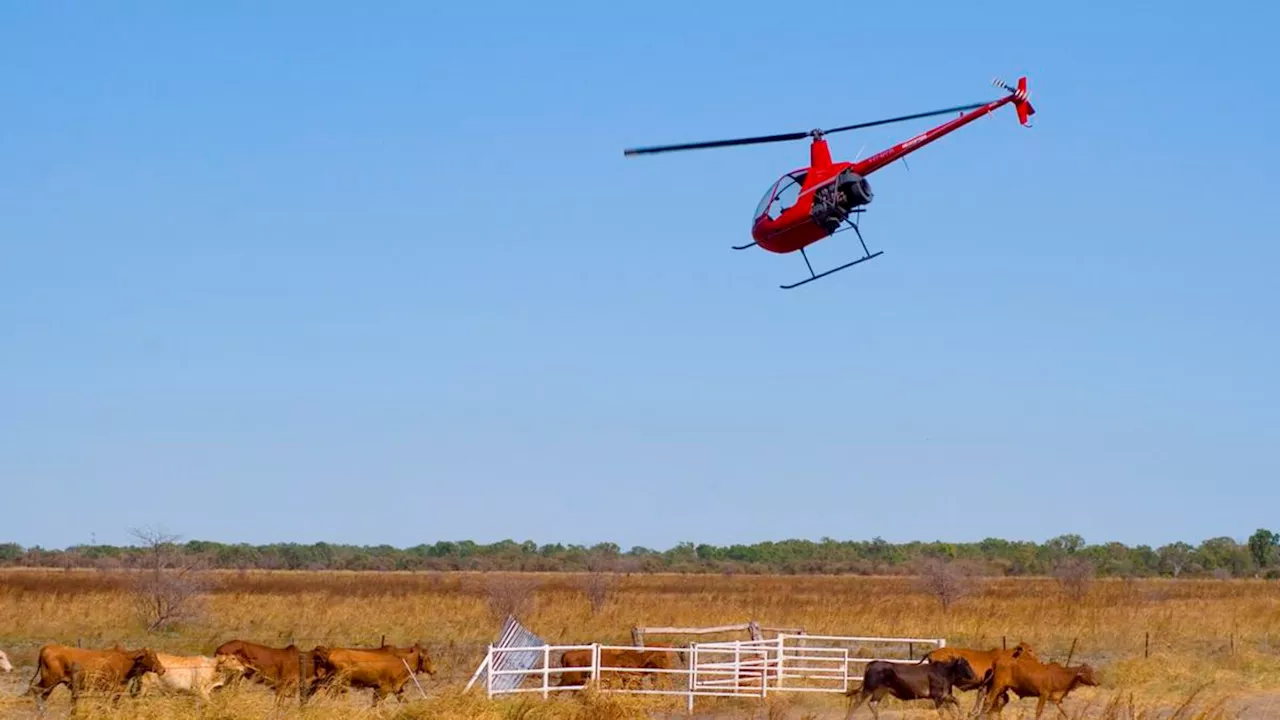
{"left": 687, "top": 641, "right": 775, "bottom": 696}
{"left": 595, "top": 644, "right": 701, "bottom": 697}
{"left": 466, "top": 615, "right": 555, "bottom": 694}
{"left": 777, "top": 634, "right": 945, "bottom": 681}
{"left": 475, "top": 635, "right": 947, "bottom": 710}
{"left": 484, "top": 644, "right": 597, "bottom": 698}
{"left": 772, "top": 641, "right": 850, "bottom": 693}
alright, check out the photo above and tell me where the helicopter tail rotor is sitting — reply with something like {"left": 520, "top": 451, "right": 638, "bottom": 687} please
{"left": 992, "top": 76, "right": 1035, "bottom": 126}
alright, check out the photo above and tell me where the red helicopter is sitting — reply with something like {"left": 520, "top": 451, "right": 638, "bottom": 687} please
{"left": 624, "top": 77, "right": 1035, "bottom": 289}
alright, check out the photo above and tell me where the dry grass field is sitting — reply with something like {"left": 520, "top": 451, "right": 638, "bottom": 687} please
{"left": 1, "top": 569, "right": 1279, "bottom": 718}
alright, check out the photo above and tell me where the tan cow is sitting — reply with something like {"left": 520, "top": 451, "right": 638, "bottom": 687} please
{"left": 26, "top": 643, "right": 165, "bottom": 707}
{"left": 312, "top": 642, "right": 436, "bottom": 705}
{"left": 979, "top": 653, "right": 1099, "bottom": 718}
{"left": 137, "top": 652, "right": 226, "bottom": 700}
{"left": 0, "top": 649, "right": 13, "bottom": 673}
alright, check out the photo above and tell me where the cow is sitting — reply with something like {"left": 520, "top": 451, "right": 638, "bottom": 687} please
{"left": 311, "top": 642, "right": 436, "bottom": 705}
{"left": 136, "top": 652, "right": 226, "bottom": 701}
{"left": 922, "top": 641, "right": 1038, "bottom": 713}
{"left": 922, "top": 642, "right": 1037, "bottom": 690}
{"left": 557, "top": 645, "right": 683, "bottom": 689}
{"left": 0, "top": 649, "right": 12, "bottom": 673}
{"left": 25, "top": 643, "right": 165, "bottom": 708}
{"left": 213, "top": 639, "right": 324, "bottom": 702}
{"left": 844, "top": 657, "right": 976, "bottom": 720}
{"left": 978, "top": 654, "right": 1099, "bottom": 718}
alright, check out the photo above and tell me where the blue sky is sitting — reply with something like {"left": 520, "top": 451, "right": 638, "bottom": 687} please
{"left": 2, "top": 2, "right": 1276, "bottom": 550}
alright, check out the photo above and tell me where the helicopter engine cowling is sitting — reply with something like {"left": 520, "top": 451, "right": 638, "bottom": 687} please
{"left": 839, "top": 174, "right": 873, "bottom": 208}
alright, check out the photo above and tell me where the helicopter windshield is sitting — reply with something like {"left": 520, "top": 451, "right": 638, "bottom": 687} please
{"left": 754, "top": 170, "right": 807, "bottom": 221}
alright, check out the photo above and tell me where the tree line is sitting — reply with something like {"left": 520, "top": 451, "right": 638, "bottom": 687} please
{"left": 2, "top": 530, "right": 1278, "bottom": 578}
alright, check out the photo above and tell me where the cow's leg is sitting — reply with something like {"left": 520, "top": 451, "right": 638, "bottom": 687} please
{"left": 982, "top": 688, "right": 1009, "bottom": 717}
{"left": 1034, "top": 694, "right": 1048, "bottom": 719}
{"left": 844, "top": 690, "right": 870, "bottom": 720}
{"left": 867, "top": 687, "right": 891, "bottom": 720}
{"left": 30, "top": 679, "right": 59, "bottom": 714}
{"left": 969, "top": 686, "right": 988, "bottom": 717}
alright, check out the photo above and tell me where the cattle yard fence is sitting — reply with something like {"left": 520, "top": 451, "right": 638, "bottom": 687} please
{"left": 470, "top": 634, "right": 945, "bottom": 712}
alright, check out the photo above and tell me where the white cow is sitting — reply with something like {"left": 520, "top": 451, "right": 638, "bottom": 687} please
{"left": 137, "top": 652, "right": 225, "bottom": 700}
{"left": 0, "top": 649, "right": 12, "bottom": 672}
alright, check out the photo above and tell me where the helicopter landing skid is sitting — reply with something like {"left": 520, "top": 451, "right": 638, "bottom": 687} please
{"left": 779, "top": 218, "right": 882, "bottom": 290}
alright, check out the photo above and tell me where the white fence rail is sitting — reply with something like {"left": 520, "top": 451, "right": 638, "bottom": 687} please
{"left": 475, "top": 634, "right": 945, "bottom": 711}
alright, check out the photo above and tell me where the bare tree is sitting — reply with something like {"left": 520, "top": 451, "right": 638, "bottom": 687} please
{"left": 1052, "top": 556, "right": 1095, "bottom": 602}
{"left": 485, "top": 574, "right": 540, "bottom": 620}
{"left": 915, "top": 558, "right": 973, "bottom": 612}
{"left": 129, "top": 527, "right": 210, "bottom": 632}
{"left": 581, "top": 572, "right": 616, "bottom": 615}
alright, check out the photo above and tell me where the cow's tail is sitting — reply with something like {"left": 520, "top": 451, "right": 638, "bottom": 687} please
{"left": 25, "top": 660, "right": 42, "bottom": 695}
{"left": 844, "top": 680, "right": 863, "bottom": 698}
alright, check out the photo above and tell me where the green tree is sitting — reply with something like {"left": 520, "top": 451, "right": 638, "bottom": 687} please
{"left": 0, "top": 543, "right": 22, "bottom": 563}
{"left": 1046, "top": 534, "right": 1085, "bottom": 556}
{"left": 1247, "top": 529, "right": 1278, "bottom": 575}
{"left": 1157, "top": 542, "right": 1194, "bottom": 577}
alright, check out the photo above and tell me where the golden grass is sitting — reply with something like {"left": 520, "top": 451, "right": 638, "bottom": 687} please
{"left": 1, "top": 570, "right": 1278, "bottom": 718}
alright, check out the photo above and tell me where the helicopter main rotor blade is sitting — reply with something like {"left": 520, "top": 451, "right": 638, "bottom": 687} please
{"left": 623, "top": 130, "right": 812, "bottom": 156}
{"left": 622, "top": 100, "right": 993, "bottom": 157}
{"left": 821, "top": 101, "right": 990, "bottom": 134}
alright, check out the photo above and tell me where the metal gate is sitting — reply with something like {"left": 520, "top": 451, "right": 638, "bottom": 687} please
{"left": 471, "top": 633, "right": 945, "bottom": 711}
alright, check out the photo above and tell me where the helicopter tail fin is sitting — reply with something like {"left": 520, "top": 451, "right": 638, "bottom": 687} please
{"left": 992, "top": 76, "right": 1035, "bottom": 126}
{"left": 1013, "top": 77, "right": 1034, "bottom": 126}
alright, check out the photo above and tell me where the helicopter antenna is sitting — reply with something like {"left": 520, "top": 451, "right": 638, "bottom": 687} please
{"left": 623, "top": 101, "right": 989, "bottom": 156}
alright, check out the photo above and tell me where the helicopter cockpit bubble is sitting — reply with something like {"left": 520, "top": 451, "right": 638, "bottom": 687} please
{"left": 754, "top": 170, "right": 807, "bottom": 221}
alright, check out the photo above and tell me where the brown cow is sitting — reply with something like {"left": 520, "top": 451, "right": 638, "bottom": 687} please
{"left": 979, "top": 653, "right": 1099, "bottom": 718}
{"left": 557, "top": 645, "right": 683, "bottom": 689}
{"left": 26, "top": 643, "right": 165, "bottom": 707}
{"left": 213, "top": 639, "right": 324, "bottom": 702}
{"left": 922, "top": 642, "right": 1037, "bottom": 690}
{"left": 923, "top": 641, "right": 1038, "bottom": 713}
{"left": 311, "top": 642, "right": 436, "bottom": 705}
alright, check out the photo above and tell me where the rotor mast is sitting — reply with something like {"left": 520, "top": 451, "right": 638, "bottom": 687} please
{"left": 808, "top": 130, "right": 833, "bottom": 169}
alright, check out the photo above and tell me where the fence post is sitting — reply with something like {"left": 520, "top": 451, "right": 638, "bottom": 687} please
{"left": 776, "top": 635, "right": 785, "bottom": 690}
{"left": 1002, "top": 636, "right": 1006, "bottom": 650}
{"left": 542, "top": 644, "right": 550, "bottom": 699}
{"left": 591, "top": 643, "right": 600, "bottom": 686}
{"left": 686, "top": 643, "right": 696, "bottom": 714}
{"left": 486, "top": 645, "right": 494, "bottom": 698}
{"left": 734, "top": 642, "right": 741, "bottom": 694}
{"left": 908, "top": 642, "right": 914, "bottom": 660}
{"left": 1145, "top": 632, "right": 1150, "bottom": 659}
{"left": 381, "top": 634, "right": 386, "bottom": 648}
